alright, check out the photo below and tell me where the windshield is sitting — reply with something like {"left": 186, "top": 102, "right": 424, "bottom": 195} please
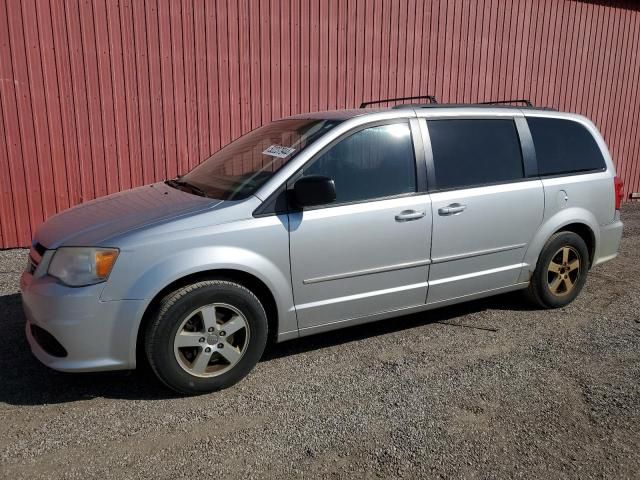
{"left": 180, "top": 118, "right": 342, "bottom": 200}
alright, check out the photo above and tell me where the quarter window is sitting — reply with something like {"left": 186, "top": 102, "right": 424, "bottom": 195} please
{"left": 302, "top": 123, "right": 416, "bottom": 204}
{"left": 427, "top": 119, "right": 524, "bottom": 190}
{"left": 526, "top": 117, "right": 606, "bottom": 176}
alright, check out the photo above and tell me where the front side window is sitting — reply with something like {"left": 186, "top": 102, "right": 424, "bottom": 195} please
{"left": 427, "top": 118, "right": 524, "bottom": 190}
{"left": 302, "top": 123, "right": 416, "bottom": 205}
{"left": 181, "top": 118, "right": 341, "bottom": 199}
{"left": 526, "top": 117, "right": 606, "bottom": 176}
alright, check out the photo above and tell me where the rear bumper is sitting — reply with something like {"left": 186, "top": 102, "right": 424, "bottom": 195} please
{"left": 593, "top": 213, "right": 623, "bottom": 266}
{"left": 21, "top": 272, "right": 145, "bottom": 372}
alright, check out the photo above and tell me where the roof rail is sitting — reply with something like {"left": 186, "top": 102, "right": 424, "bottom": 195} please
{"left": 475, "top": 99, "right": 533, "bottom": 107}
{"left": 360, "top": 95, "right": 437, "bottom": 108}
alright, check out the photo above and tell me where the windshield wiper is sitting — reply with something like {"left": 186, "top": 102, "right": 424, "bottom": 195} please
{"left": 165, "top": 179, "right": 209, "bottom": 197}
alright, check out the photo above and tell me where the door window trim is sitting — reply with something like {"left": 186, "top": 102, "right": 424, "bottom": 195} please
{"left": 288, "top": 119, "right": 422, "bottom": 204}
{"left": 420, "top": 115, "right": 534, "bottom": 193}
{"left": 254, "top": 118, "right": 425, "bottom": 216}
{"left": 522, "top": 116, "right": 608, "bottom": 178}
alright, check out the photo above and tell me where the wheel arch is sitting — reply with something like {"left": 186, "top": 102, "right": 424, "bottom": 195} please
{"left": 520, "top": 208, "right": 600, "bottom": 282}
{"left": 136, "top": 268, "right": 281, "bottom": 368}
{"left": 552, "top": 222, "right": 596, "bottom": 266}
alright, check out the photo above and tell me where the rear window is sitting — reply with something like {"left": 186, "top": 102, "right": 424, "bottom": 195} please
{"left": 526, "top": 117, "right": 606, "bottom": 176}
{"left": 427, "top": 119, "right": 524, "bottom": 190}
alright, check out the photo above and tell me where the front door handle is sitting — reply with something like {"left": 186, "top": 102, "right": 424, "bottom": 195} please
{"left": 395, "top": 210, "right": 426, "bottom": 222}
{"left": 438, "top": 203, "right": 467, "bottom": 216}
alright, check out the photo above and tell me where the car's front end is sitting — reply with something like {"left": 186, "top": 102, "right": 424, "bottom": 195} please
{"left": 21, "top": 245, "right": 146, "bottom": 371}
{"left": 20, "top": 182, "right": 218, "bottom": 372}
{"left": 20, "top": 115, "right": 345, "bottom": 379}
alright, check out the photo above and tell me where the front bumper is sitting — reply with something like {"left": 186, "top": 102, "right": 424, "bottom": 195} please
{"left": 21, "top": 272, "right": 146, "bottom": 372}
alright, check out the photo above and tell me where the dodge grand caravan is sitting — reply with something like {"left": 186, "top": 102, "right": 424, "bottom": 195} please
{"left": 21, "top": 99, "right": 624, "bottom": 394}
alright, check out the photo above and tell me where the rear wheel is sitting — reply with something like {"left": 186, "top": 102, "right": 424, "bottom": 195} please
{"left": 527, "top": 231, "right": 590, "bottom": 309}
{"left": 145, "top": 280, "right": 268, "bottom": 394}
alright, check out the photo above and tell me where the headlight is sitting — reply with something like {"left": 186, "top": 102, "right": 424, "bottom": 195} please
{"left": 48, "top": 247, "right": 119, "bottom": 287}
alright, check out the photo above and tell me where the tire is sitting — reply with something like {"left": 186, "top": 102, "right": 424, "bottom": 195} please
{"left": 144, "top": 280, "right": 268, "bottom": 394}
{"left": 527, "top": 231, "right": 590, "bottom": 309}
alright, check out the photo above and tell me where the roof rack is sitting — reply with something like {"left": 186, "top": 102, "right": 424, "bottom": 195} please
{"left": 360, "top": 95, "right": 438, "bottom": 108}
{"left": 475, "top": 99, "right": 533, "bottom": 107}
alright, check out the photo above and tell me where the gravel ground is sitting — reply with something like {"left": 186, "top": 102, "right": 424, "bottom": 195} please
{"left": 1, "top": 204, "right": 639, "bottom": 479}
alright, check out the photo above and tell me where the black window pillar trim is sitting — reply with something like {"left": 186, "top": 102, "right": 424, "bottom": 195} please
{"left": 514, "top": 115, "right": 538, "bottom": 177}
{"left": 409, "top": 118, "right": 428, "bottom": 193}
{"left": 252, "top": 185, "right": 289, "bottom": 217}
{"left": 417, "top": 118, "right": 437, "bottom": 191}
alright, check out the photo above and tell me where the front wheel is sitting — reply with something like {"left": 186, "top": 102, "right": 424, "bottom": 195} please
{"left": 144, "top": 280, "right": 268, "bottom": 394}
{"left": 527, "top": 231, "right": 590, "bottom": 309}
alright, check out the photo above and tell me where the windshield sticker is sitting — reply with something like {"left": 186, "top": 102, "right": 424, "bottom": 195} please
{"left": 262, "top": 145, "right": 296, "bottom": 158}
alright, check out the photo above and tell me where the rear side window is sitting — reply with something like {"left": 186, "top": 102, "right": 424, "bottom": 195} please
{"left": 527, "top": 117, "right": 606, "bottom": 176}
{"left": 427, "top": 119, "right": 524, "bottom": 190}
{"left": 302, "top": 123, "right": 416, "bottom": 204}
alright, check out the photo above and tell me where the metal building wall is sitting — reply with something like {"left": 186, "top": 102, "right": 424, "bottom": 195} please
{"left": 0, "top": 0, "right": 639, "bottom": 248}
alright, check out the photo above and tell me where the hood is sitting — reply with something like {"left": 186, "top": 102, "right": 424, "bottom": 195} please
{"left": 36, "top": 183, "right": 221, "bottom": 248}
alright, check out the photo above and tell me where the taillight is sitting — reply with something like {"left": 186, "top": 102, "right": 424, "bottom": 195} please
{"left": 614, "top": 176, "right": 624, "bottom": 210}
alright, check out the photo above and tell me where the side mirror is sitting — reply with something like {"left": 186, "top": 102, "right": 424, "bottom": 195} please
{"left": 293, "top": 175, "right": 336, "bottom": 208}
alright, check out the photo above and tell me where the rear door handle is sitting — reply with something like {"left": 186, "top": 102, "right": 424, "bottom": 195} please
{"left": 395, "top": 210, "right": 426, "bottom": 222}
{"left": 438, "top": 203, "right": 467, "bottom": 216}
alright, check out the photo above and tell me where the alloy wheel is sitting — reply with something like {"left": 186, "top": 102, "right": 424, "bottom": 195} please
{"left": 547, "top": 246, "right": 581, "bottom": 297}
{"left": 173, "top": 303, "right": 250, "bottom": 378}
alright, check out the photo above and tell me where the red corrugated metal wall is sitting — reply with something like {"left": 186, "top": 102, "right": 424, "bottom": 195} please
{"left": 0, "top": 0, "right": 639, "bottom": 248}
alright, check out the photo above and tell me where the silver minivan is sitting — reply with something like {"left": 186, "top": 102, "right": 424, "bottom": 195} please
{"left": 21, "top": 99, "right": 624, "bottom": 394}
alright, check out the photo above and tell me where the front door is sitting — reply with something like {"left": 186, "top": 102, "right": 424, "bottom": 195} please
{"left": 288, "top": 122, "right": 432, "bottom": 330}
